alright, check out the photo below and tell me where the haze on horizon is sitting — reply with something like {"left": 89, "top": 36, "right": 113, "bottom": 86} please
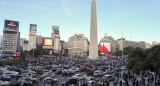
{"left": 0, "top": 0, "right": 160, "bottom": 44}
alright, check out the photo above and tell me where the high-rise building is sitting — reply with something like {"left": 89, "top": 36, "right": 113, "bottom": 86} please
{"left": 2, "top": 20, "right": 19, "bottom": 56}
{"left": 89, "top": 0, "right": 98, "bottom": 59}
{"left": 51, "top": 26, "right": 61, "bottom": 54}
{"left": 28, "top": 24, "right": 37, "bottom": 51}
{"left": 18, "top": 38, "right": 28, "bottom": 52}
{"left": 0, "top": 36, "right": 2, "bottom": 49}
{"left": 37, "top": 35, "right": 42, "bottom": 45}
{"left": 66, "top": 34, "right": 89, "bottom": 57}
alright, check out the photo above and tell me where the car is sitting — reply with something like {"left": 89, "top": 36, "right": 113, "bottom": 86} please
{"left": 69, "top": 67, "right": 79, "bottom": 73}
{"left": 72, "top": 74, "right": 86, "bottom": 80}
{"left": 80, "top": 68, "right": 89, "bottom": 71}
{"left": 104, "top": 69, "right": 114, "bottom": 74}
{"left": 65, "top": 78, "right": 78, "bottom": 85}
{"left": 0, "top": 80, "right": 10, "bottom": 85}
{"left": 42, "top": 77, "right": 58, "bottom": 86}
{"left": 103, "top": 74, "right": 115, "bottom": 82}
{"left": 85, "top": 76, "right": 97, "bottom": 85}
{"left": 86, "top": 69, "right": 94, "bottom": 75}
{"left": 114, "top": 67, "right": 122, "bottom": 72}
{"left": 56, "top": 68, "right": 63, "bottom": 74}
{"left": 121, "top": 66, "right": 127, "bottom": 70}
{"left": 93, "top": 70, "right": 102, "bottom": 77}
{"left": 62, "top": 69, "right": 71, "bottom": 76}
{"left": 40, "top": 72, "right": 51, "bottom": 79}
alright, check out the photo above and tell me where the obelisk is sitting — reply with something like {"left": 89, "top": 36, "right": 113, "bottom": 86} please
{"left": 89, "top": 0, "right": 98, "bottom": 59}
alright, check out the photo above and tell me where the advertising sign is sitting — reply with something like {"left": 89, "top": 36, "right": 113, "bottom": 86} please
{"left": 100, "top": 42, "right": 110, "bottom": 52}
{"left": 52, "top": 26, "right": 59, "bottom": 34}
{"left": 16, "top": 52, "right": 20, "bottom": 58}
{"left": 30, "top": 24, "right": 37, "bottom": 31}
{"left": 44, "top": 39, "right": 53, "bottom": 46}
{"left": 4, "top": 20, "right": 19, "bottom": 29}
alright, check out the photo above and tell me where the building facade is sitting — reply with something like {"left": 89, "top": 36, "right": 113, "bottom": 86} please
{"left": 17, "top": 38, "right": 28, "bottom": 52}
{"left": 37, "top": 35, "right": 42, "bottom": 46}
{"left": 2, "top": 20, "right": 19, "bottom": 56}
{"left": 66, "top": 34, "right": 89, "bottom": 57}
{"left": 28, "top": 24, "right": 37, "bottom": 51}
{"left": 51, "top": 26, "right": 61, "bottom": 54}
{"left": 0, "top": 36, "right": 2, "bottom": 49}
{"left": 117, "top": 38, "right": 146, "bottom": 51}
{"left": 145, "top": 43, "right": 152, "bottom": 49}
{"left": 42, "top": 37, "right": 54, "bottom": 55}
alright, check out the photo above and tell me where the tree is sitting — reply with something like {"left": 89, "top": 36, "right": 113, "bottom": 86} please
{"left": 146, "top": 45, "right": 160, "bottom": 72}
{"left": 29, "top": 49, "right": 41, "bottom": 57}
{"left": 20, "top": 52, "right": 25, "bottom": 60}
{"left": 127, "top": 45, "right": 160, "bottom": 73}
{"left": 123, "top": 47, "right": 134, "bottom": 55}
{"left": 127, "top": 47, "right": 146, "bottom": 74}
{"left": 115, "top": 50, "right": 122, "bottom": 56}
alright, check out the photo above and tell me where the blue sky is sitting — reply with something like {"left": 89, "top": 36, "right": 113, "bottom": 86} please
{"left": 0, "top": 0, "right": 160, "bottom": 44}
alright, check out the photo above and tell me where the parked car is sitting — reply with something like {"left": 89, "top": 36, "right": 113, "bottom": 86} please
{"left": 43, "top": 77, "right": 58, "bottom": 86}
{"left": 72, "top": 74, "right": 86, "bottom": 80}
{"left": 0, "top": 80, "right": 9, "bottom": 85}
{"left": 103, "top": 74, "right": 115, "bottom": 82}
{"left": 69, "top": 67, "right": 79, "bottom": 73}
{"left": 65, "top": 78, "right": 78, "bottom": 85}
{"left": 62, "top": 69, "right": 71, "bottom": 76}
{"left": 85, "top": 77, "right": 97, "bottom": 85}
{"left": 93, "top": 70, "right": 102, "bottom": 77}
{"left": 80, "top": 68, "right": 89, "bottom": 71}
{"left": 56, "top": 68, "right": 63, "bottom": 74}
{"left": 86, "top": 69, "right": 94, "bottom": 75}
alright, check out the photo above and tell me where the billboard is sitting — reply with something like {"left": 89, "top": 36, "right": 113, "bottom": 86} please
{"left": 4, "top": 20, "right": 19, "bottom": 29}
{"left": 44, "top": 39, "right": 53, "bottom": 46}
{"left": 52, "top": 26, "right": 59, "bottom": 34}
{"left": 16, "top": 52, "right": 20, "bottom": 58}
{"left": 30, "top": 24, "right": 37, "bottom": 31}
{"left": 100, "top": 42, "right": 110, "bottom": 52}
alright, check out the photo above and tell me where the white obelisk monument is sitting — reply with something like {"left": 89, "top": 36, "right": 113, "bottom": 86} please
{"left": 89, "top": 0, "right": 98, "bottom": 59}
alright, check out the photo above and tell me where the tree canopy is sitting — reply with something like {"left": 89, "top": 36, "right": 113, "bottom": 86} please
{"left": 29, "top": 49, "right": 41, "bottom": 57}
{"left": 127, "top": 45, "right": 160, "bottom": 74}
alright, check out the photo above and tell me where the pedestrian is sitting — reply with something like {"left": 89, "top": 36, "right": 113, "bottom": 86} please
{"left": 119, "top": 80, "right": 122, "bottom": 86}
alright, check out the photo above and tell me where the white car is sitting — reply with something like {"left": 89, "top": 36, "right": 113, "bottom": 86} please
{"left": 72, "top": 74, "right": 86, "bottom": 80}
{"left": 43, "top": 77, "right": 57, "bottom": 86}
{"left": 0, "top": 80, "right": 9, "bottom": 85}
{"left": 103, "top": 74, "right": 115, "bottom": 82}
{"left": 121, "top": 66, "right": 127, "bottom": 70}
{"left": 85, "top": 77, "right": 96, "bottom": 84}
{"left": 69, "top": 67, "right": 79, "bottom": 73}
{"left": 93, "top": 70, "right": 102, "bottom": 77}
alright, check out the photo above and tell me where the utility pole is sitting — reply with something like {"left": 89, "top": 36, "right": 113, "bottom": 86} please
{"left": 122, "top": 28, "right": 124, "bottom": 59}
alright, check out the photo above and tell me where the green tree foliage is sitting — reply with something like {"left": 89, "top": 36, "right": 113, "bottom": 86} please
{"left": 127, "top": 45, "right": 160, "bottom": 73}
{"left": 20, "top": 52, "right": 25, "bottom": 60}
{"left": 29, "top": 49, "right": 41, "bottom": 57}
{"left": 115, "top": 50, "right": 122, "bottom": 56}
{"left": 123, "top": 47, "right": 134, "bottom": 55}
{"left": 127, "top": 47, "right": 146, "bottom": 74}
{"left": 146, "top": 45, "right": 160, "bottom": 71}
